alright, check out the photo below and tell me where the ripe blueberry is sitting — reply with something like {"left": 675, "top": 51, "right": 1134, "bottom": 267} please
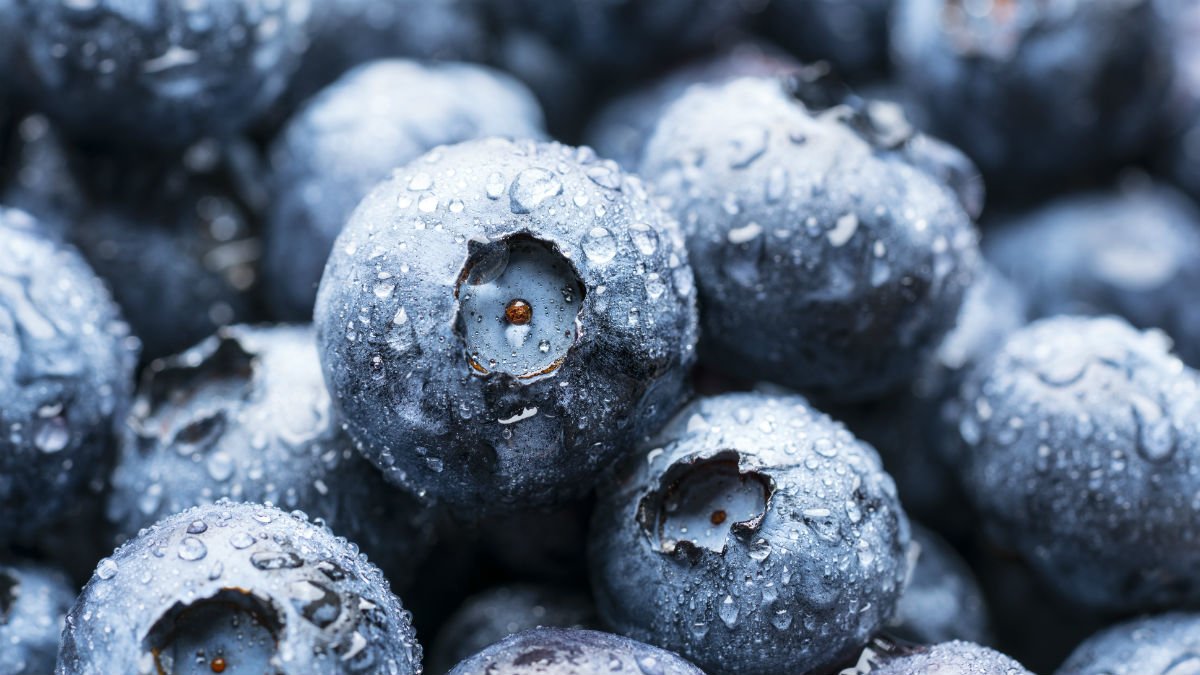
{"left": 891, "top": 0, "right": 1173, "bottom": 198}
{"left": 15, "top": 0, "right": 311, "bottom": 148}
{"left": 0, "top": 207, "right": 137, "bottom": 544}
{"left": 57, "top": 502, "right": 422, "bottom": 675}
{"left": 954, "top": 316, "right": 1200, "bottom": 612}
{"left": 315, "top": 138, "right": 698, "bottom": 512}
{"left": 107, "top": 325, "right": 435, "bottom": 589}
{"left": 590, "top": 392, "right": 909, "bottom": 675}
{"left": 642, "top": 75, "right": 979, "bottom": 402}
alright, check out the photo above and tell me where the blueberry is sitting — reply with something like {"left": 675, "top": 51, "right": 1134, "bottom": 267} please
{"left": 107, "top": 325, "right": 435, "bottom": 589}
{"left": 589, "top": 392, "right": 910, "bottom": 675}
{"left": 68, "top": 198, "right": 259, "bottom": 362}
{"left": 315, "top": 138, "right": 698, "bottom": 512}
{"left": 889, "top": 523, "right": 990, "bottom": 645}
{"left": 867, "top": 641, "right": 1032, "bottom": 675}
{"left": 492, "top": 30, "right": 589, "bottom": 140}
{"left": 266, "top": 59, "right": 545, "bottom": 320}
{"left": 281, "top": 0, "right": 488, "bottom": 114}
{"left": 429, "top": 585, "right": 597, "bottom": 675}
{"left": 891, "top": 0, "right": 1173, "bottom": 199}
{"left": 0, "top": 561, "right": 74, "bottom": 675}
{"left": 0, "top": 207, "right": 137, "bottom": 544}
{"left": 0, "top": 115, "right": 88, "bottom": 230}
{"left": 1056, "top": 613, "right": 1200, "bottom": 675}
{"left": 987, "top": 181, "right": 1200, "bottom": 369}
{"left": 762, "top": 0, "right": 892, "bottom": 80}
{"left": 1161, "top": 2, "right": 1200, "bottom": 203}
{"left": 57, "top": 501, "right": 422, "bottom": 675}
{"left": 584, "top": 44, "right": 799, "bottom": 171}
{"left": 641, "top": 76, "right": 979, "bottom": 402}
{"left": 487, "top": 0, "right": 748, "bottom": 81}
{"left": 954, "top": 315, "right": 1200, "bottom": 612}
{"left": 15, "top": 0, "right": 311, "bottom": 148}
{"left": 835, "top": 264, "right": 1026, "bottom": 530}
{"left": 0, "top": 0, "right": 17, "bottom": 119}
{"left": 446, "top": 628, "right": 703, "bottom": 675}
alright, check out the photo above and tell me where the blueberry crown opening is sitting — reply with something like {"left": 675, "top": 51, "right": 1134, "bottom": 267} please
{"left": 144, "top": 588, "right": 283, "bottom": 675}
{"left": 637, "top": 451, "right": 773, "bottom": 556}
{"left": 136, "top": 333, "right": 256, "bottom": 450}
{"left": 455, "top": 234, "right": 585, "bottom": 381}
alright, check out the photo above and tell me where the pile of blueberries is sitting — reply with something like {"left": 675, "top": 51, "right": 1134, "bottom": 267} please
{"left": 2, "top": 0, "right": 1200, "bottom": 674}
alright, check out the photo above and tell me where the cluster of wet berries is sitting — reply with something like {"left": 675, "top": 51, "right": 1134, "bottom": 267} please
{"left": 1, "top": 0, "right": 1199, "bottom": 674}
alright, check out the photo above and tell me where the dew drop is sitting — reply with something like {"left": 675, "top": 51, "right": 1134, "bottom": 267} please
{"left": 645, "top": 274, "right": 666, "bottom": 300}
{"left": 629, "top": 224, "right": 659, "bottom": 255}
{"left": 828, "top": 214, "right": 859, "bottom": 247}
{"left": 33, "top": 415, "right": 69, "bottom": 454}
{"left": 206, "top": 451, "right": 235, "bottom": 482}
{"left": 485, "top": 172, "right": 506, "bottom": 199}
{"left": 177, "top": 536, "right": 207, "bottom": 561}
{"left": 407, "top": 172, "right": 433, "bottom": 191}
{"left": 230, "top": 532, "right": 255, "bottom": 549}
{"left": 582, "top": 227, "right": 617, "bottom": 263}
{"left": 96, "top": 557, "right": 118, "bottom": 580}
{"left": 509, "top": 168, "right": 563, "bottom": 214}
{"left": 770, "top": 609, "right": 793, "bottom": 630}
{"left": 251, "top": 550, "right": 304, "bottom": 571}
{"left": 1131, "top": 394, "right": 1177, "bottom": 463}
{"left": 586, "top": 163, "right": 622, "bottom": 190}
{"left": 718, "top": 594, "right": 739, "bottom": 627}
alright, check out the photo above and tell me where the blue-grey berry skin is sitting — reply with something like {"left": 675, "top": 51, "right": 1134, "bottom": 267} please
{"left": 69, "top": 202, "right": 258, "bottom": 362}
{"left": 429, "top": 585, "right": 597, "bottom": 675}
{"left": 590, "top": 392, "right": 910, "bottom": 675}
{"left": 868, "top": 641, "right": 1033, "bottom": 675}
{"left": 266, "top": 60, "right": 546, "bottom": 321}
{"left": 15, "top": 0, "right": 311, "bottom": 148}
{"left": 281, "top": 0, "right": 488, "bottom": 113}
{"left": 0, "top": 116, "right": 88, "bottom": 232}
{"left": 106, "top": 325, "right": 435, "bottom": 590}
{"left": 447, "top": 628, "right": 704, "bottom": 675}
{"left": 0, "top": 0, "right": 17, "bottom": 123}
{"left": 315, "top": 138, "right": 699, "bottom": 512}
{"left": 1161, "top": 2, "right": 1200, "bottom": 204}
{"left": 954, "top": 316, "right": 1200, "bottom": 613}
{"left": 584, "top": 44, "right": 799, "bottom": 171}
{"left": 0, "top": 561, "right": 74, "bottom": 675}
{"left": 0, "top": 207, "right": 138, "bottom": 544}
{"left": 890, "top": 524, "right": 991, "bottom": 645}
{"left": 763, "top": 0, "right": 892, "bottom": 80}
{"left": 985, "top": 182, "right": 1200, "bottom": 369}
{"left": 837, "top": 264, "right": 1026, "bottom": 531}
{"left": 891, "top": 0, "right": 1173, "bottom": 199}
{"left": 488, "top": 0, "right": 747, "bottom": 80}
{"left": 57, "top": 501, "right": 422, "bottom": 675}
{"left": 642, "top": 76, "right": 979, "bottom": 402}
{"left": 493, "top": 30, "right": 589, "bottom": 141}
{"left": 1056, "top": 613, "right": 1200, "bottom": 675}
